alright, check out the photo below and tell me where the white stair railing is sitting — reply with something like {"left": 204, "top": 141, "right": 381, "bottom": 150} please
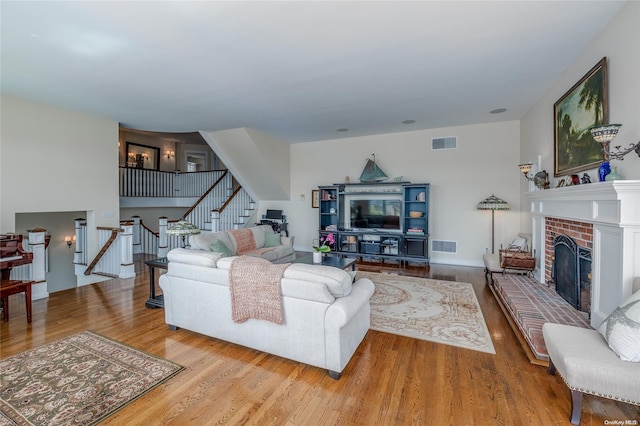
{"left": 119, "top": 168, "right": 225, "bottom": 198}
{"left": 121, "top": 170, "right": 256, "bottom": 257}
{"left": 129, "top": 216, "right": 158, "bottom": 255}
{"left": 75, "top": 223, "right": 135, "bottom": 279}
{"left": 211, "top": 185, "right": 255, "bottom": 232}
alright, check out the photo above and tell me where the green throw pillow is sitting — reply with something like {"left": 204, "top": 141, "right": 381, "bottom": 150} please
{"left": 264, "top": 232, "right": 281, "bottom": 247}
{"left": 210, "top": 240, "right": 232, "bottom": 256}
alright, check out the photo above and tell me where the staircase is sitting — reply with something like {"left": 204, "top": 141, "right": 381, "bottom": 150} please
{"left": 74, "top": 169, "right": 256, "bottom": 275}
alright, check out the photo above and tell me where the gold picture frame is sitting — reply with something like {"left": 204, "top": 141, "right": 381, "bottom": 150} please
{"left": 554, "top": 57, "right": 608, "bottom": 177}
{"left": 311, "top": 190, "right": 319, "bottom": 208}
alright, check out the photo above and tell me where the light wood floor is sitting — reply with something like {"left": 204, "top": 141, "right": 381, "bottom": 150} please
{"left": 1, "top": 257, "right": 638, "bottom": 425}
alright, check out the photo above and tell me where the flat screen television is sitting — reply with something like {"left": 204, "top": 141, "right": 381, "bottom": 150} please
{"left": 265, "top": 209, "right": 283, "bottom": 220}
{"left": 350, "top": 199, "right": 402, "bottom": 231}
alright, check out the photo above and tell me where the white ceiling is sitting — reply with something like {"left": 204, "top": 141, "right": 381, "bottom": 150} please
{"left": 0, "top": 1, "right": 627, "bottom": 143}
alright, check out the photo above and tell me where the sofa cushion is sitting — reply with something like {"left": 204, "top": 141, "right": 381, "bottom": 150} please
{"left": 210, "top": 240, "right": 232, "bottom": 256}
{"left": 598, "top": 290, "right": 640, "bottom": 362}
{"left": 264, "top": 232, "right": 281, "bottom": 247}
{"left": 284, "top": 264, "right": 352, "bottom": 298}
{"left": 167, "top": 248, "right": 224, "bottom": 267}
{"left": 190, "top": 231, "right": 235, "bottom": 254}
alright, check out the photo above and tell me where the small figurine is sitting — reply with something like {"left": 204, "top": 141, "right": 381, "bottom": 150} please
{"left": 581, "top": 173, "right": 592, "bottom": 184}
{"left": 571, "top": 174, "right": 580, "bottom": 185}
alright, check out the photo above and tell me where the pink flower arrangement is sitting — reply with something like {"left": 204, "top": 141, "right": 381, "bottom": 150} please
{"left": 313, "top": 233, "right": 335, "bottom": 253}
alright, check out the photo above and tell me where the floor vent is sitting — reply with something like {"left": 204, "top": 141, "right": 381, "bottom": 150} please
{"left": 432, "top": 136, "right": 457, "bottom": 150}
{"left": 432, "top": 240, "right": 457, "bottom": 253}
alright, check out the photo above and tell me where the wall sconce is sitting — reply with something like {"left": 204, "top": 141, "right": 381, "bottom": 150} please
{"left": 518, "top": 163, "right": 533, "bottom": 180}
{"left": 589, "top": 124, "right": 640, "bottom": 161}
{"left": 518, "top": 163, "right": 549, "bottom": 189}
{"left": 64, "top": 235, "right": 75, "bottom": 248}
{"left": 166, "top": 150, "right": 175, "bottom": 159}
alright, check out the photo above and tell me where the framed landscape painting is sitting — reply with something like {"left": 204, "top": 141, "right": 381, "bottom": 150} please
{"left": 554, "top": 57, "right": 608, "bottom": 177}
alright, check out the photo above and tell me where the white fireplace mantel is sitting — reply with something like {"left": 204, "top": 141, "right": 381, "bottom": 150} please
{"left": 527, "top": 180, "right": 640, "bottom": 328}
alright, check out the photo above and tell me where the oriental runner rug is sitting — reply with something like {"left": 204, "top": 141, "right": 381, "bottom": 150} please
{"left": 0, "top": 331, "right": 184, "bottom": 426}
{"left": 358, "top": 272, "right": 495, "bottom": 354}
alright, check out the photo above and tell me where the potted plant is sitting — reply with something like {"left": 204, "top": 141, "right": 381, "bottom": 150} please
{"left": 312, "top": 233, "right": 335, "bottom": 263}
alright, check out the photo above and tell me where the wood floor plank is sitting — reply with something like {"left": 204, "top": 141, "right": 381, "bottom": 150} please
{"left": 1, "top": 258, "right": 638, "bottom": 425}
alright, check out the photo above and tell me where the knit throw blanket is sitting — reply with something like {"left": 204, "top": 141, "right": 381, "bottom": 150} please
{"left": 229, "top": 256, "right": 290, "bottom": 324}
{"left": 228, "top": 229, "right": 257, "bottom": 255}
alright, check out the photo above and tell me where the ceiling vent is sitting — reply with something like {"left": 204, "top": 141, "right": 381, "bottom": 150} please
{"left": 432, "top": 136, "right": 457, "bottom": 150}
{"left": 432, "top": 240, "right": 457, "bottom": 253}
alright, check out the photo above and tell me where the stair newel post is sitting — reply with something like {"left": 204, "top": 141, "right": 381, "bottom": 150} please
{"left": 118, "top": 222, "right": 135, "bottom": 279}
{"left": 131, "top": 216, "right": 141, "bottom": 254}
{"left": 158, "top": 216, "right": 169, "bottom": 258}
{"left": 27, "top": 228, "right": 48, "bottom": 300}
{"left": 74, "top": 218, "right": 86, "bottom": 267}
{"left": 211, "top": 211, "right": 220, "bottom": 233}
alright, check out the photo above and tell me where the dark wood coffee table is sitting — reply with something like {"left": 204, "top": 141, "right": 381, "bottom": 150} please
{"left": 277, "top": 253, "right": 356, "bottom": 271}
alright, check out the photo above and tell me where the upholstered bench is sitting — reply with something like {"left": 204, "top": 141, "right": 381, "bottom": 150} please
{"left": 543, "top": 277, "right": 640, "bottom": 425}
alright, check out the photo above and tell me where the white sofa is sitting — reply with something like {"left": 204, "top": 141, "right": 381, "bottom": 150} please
{"left": 189, "top": 225, "right": 294, "bottom": 262}
{"left": 159, "top": 249, "right": 375, "bottom": 378}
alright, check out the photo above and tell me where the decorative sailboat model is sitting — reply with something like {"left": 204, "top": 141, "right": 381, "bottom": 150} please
{"left": 359, "top": 154, "right": 389, "bottom": 183}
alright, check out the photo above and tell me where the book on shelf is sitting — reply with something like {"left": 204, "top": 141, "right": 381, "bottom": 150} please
{"left": 406, "top": 228, "right": 425, "bottom": 235}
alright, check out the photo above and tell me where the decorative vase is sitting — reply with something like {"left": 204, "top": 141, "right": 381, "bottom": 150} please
{"left": 598, "top": 161, "right": 611, "bottom": 182}
{"left": 605, "top": 166, "right": 623, "bottom": 181}
{"left": 313, "top": 251, "right": 323, "bottom": 263}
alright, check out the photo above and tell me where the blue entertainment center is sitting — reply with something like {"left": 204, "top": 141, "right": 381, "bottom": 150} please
{"left": 317, "top": 181, "right": 430, "bottom": 266}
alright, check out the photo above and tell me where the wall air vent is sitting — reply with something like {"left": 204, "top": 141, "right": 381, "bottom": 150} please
{"left": 432, "top": 240, "right": 457, "bottom": 253}
{"left": 432, "top": 136, "right": 457, "bottom": 150}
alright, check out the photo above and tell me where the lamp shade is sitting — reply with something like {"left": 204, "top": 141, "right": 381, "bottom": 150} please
{"left": 166, "top": 221, "right": 201, "bottom": 236}
{"left": 477, "top": 194, "right": 510, "bottom": 211}
{"left": 589, "top": 124, "right": 621, "bottom": 143}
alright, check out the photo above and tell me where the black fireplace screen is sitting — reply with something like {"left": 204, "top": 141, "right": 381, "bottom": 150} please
{"left": 553, "top": 235, "right": 592, "bottom": 312}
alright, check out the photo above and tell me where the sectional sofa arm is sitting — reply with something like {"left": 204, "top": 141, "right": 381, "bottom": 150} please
{"left": 325, "top": 278, "right": 375, "bottom": 328}
{"left": 280, "top": 236, "right": 294, "bottom": 247}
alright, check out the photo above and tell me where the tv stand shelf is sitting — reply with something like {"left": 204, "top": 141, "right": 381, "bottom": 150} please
{"left": 317, "top": 182, "right": 430, "bottom": 266}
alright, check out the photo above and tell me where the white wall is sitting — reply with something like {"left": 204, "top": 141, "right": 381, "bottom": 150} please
{"left": 1, "top": 95, "right": 120, "bottom": 266}
{"left": 203, "top": 128, "right": 291, "bottom": 201}
{"left": 520, "top": 1, "right": 640, "bottom": 229}
{"left": 263, "top": 121, "right": 520, "bottom": 267}
{"left": 15, "top": 211, "right": 83, "bottom": 293}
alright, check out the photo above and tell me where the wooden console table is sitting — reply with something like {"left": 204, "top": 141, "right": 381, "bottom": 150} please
{"left": 1, "top": 279, "right": 34, "bottom": 323}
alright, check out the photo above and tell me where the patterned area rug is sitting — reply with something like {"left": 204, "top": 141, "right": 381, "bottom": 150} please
{"left": 0, "top": 331, "right": 184, "bottom": 426}
{"left": 358, "top": 272, "right": 495, "bottom": 354}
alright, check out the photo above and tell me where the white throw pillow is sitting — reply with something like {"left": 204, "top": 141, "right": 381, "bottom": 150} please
{"left": 598, "top": 290, "right": 640, "bottom": 362}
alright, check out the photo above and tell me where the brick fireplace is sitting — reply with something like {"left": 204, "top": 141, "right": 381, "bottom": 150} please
{"left": 544, "top": 217, "right": 593, "bottom": 284}
{"left": 527, "top": 181, "right": 640, "bottom": 329}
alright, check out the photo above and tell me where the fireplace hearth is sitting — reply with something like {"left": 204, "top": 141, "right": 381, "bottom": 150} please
{"left": 553, "top": 234, "right": 591, "bottom": 313}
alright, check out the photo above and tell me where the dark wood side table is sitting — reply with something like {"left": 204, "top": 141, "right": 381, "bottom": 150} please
{"left": 1, "top": 279, "right": 34, "bottom": 323}
{"left": 145, "top": 257, "right": 168, "bottom": 309}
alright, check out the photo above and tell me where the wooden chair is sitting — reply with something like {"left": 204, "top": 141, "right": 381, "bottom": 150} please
{"left": 1, "top": 279, "right": 33, "bottom": 323}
